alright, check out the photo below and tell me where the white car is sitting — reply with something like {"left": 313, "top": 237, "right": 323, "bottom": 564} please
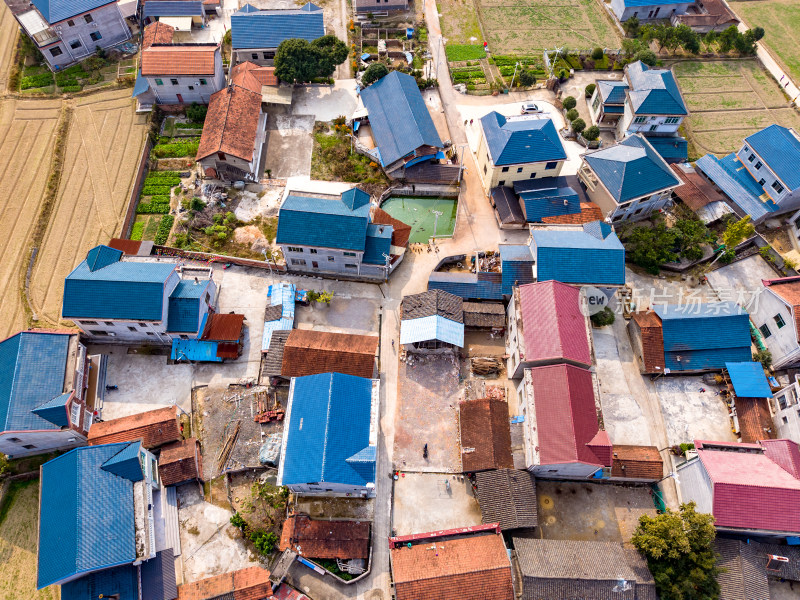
{"left": 521, "top": 103, "right": 542, "bottom": 114}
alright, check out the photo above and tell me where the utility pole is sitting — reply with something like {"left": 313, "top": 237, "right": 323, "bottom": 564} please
{"left": 457, "top": 143, "right": 468, "bottom": 183}
{"left": 509, "top": 62, "right": 519, "bottom": 89}
{"left": 432, "top": 209, "right": 443, "bottom": 238}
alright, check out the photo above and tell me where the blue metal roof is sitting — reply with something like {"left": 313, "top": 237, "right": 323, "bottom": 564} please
{"left": 519, "top": 186, "right": 581, "bottom": 222}
{"left": 626, "top": 61, "right": 687, "bottom": 115}
{"left": 38, "top": 443, "right": 141, "bottom": 589}
{"left": 63, "top": 246, "right": 176, "bottom": 321}
{"left": 583, "top": 135, "right": 680, "bottom": 202}
{"left": 744, "top": 125, "right": 800, "bottom": 190}
{"left": 0, "top": 332, "right": 71, "bottom": 434}
{"left": 360, "top": 71, "right": 443, "bottom": 167}
{"left": 341, "top": 187, "right": 371, "bottom": 210}
{"left": 280, "top": 373, "right": 375, "bottom": 487}
{"left": 61, "top": 563, "right": 139, "bottom": 600}
{"left": 726, "top": 361, "right": 771, "bottom": 398}
{"left": 32, "top": 0, "right": 112, "bottom": 24}
{"left": 646, "top": 135, "right": 688, "bottom": 162}
{"left": 400, "top": 315, "right": 464, "bottom": 346}
{"left": 531, "top": 223, "right": 625, "bottom": 286}
{"left": 597, "top": 80, "right": 628, "bottom": 104}
{"left": 622, "top": 0, "right": 688, "bottom": 5}
{"left": 143, "top": 1, "right": 204, "bottom": 18}
{"left": 262, "top": 282, "right": 296, "bottom": 350}
{"left": 654, "top": 303, "right": 751, "bottom": 354}
{"left": 86, "top": 245, "right": 123, "bottom": 272}
{"left": 480, "top": 112, "right": 566, "bottom": 166}
{"left": 100, "top": 441, "right": 145, "bottom": 482}
{"left": 604, "top": 105, "right": 624, "bottom": 114}
{"left": 32, "top": 392, "right": 72, "bottom": 428}
{"left": 277, "top": 194, "right": 370, "bottom": 252}
{"left": 363, "top": 223, "right": 393, "bottom": 265}
{"left": 166, "top": 280, "right": 210, "bottom": 333}
{"left": 695, "top": 153, "right": 777, "bottom": 221}
{"left": 132, "top": 71, "right": 151, "bottom": 98}
{"left": 664, "top": 347, "right": 752, "bottom": 371}
{"left": 231, "top": 3, "right": 324, "bottom": 49}
{"left": 499, "top": 244, "right": 534, "bottom": 295}
{"left": 427, "top": 271, "right": 504, "bottom": 301}
{"left": 171, "top": 339, "right": 221, "bottom": 362}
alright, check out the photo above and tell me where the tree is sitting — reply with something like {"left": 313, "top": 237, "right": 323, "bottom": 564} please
{"left": 721, "top": 215, "right": 754, "bottom": 248}
{"left": 753, "top": 348, "right": 772, "bottom": 369}
{"left": 752, "top": 26, "right": 765, "bottom": 41}
{"left": 566, "top": 108, "right": 579, "bottom": 122}
{"left": 675, "top": 24, "right": 700, "bottom": 54}
{"left": 562, "top": 96, "right": 577, "bottom": 110}
{"left": 585, "top": 83, "right": 596, "bottom": 98}
{"left": 274, "top": 38, "right": 322, "bottom": 83}
{"left": 571, "top": 118, "right": 586, "bottom": 134}
{"left": 591, "top": 47, "right": 604, "bottom": 60}
{"left": 362, "top": 62, "right": 390, "bottom": 86}
{"left": 623, "top": 16, "right": 640, "bottom": 38}
{"left": 703, "top": 30, "right": 718, "bottom": 52}
{"left": 518, "top": 70, "right": 536, "bottom": 87}
{"left": 312, "top": 34, "right": 349, "bottom": 77}
{"left": 620, "top": 221, "right": 678, "bottom": 274}
{"left": 673, "top": 218, "right": 708, "bottom": 261}
{"left": 718, "top": 25, "right": 740, "bottom": 53}
{"left": 633, "top": 49, "right": 657, "bottom": 66}
{"left": 736, "top": 29, "right": 758, "bottom": 55}
{"left": 583, "top": 125, "right": 600, "bottom": 141}
{"left": 590, "top": 306, "right": 615, "bottom": 327}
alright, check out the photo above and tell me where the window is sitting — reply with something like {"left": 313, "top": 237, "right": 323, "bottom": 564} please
{"left": 664, "top": 117, "right": 680, "bottom": 124}
{"left": 634, "top": 116, "right": 646, "bottom": 124}
{"left": 483, "top": 165, "right": 487, "bottom": 175}
{"left": 146, "top": 332, "right": 155, "bottom": 336}
{"left": 287, "top": 247, "right": 304, "bottom": 253}
{"left": 743, "top": 146, "right": 749, "bottom": 153}
{"left": 7, "top": 437, "right": 21, "bottom": 443}
{"left": 128, "top": 326, "right": 137, "bottom": 332}
{"left": 263, "top": 52, "right": 270, "bottom": 59}
{"left": 291, "top": 258, "right": 306, "bottom": 266}
{"left": 310, "top": 249, "right": 318, "bottom": 254}
{"left": 760, "top": 323, "right": 772, "bottom": 338}
{"left": 498, "top": 180, "right": 505, "bottom": 186}
{"left": 748, "top": 154, "right": 755, "bottom": 162}
{"left": 328, "top": 256, "right": 335, "bottom": 262}
{"left": 592, "top": 95, "right": 600, "bottom": 110}
{"left": 69, "top": 40, "right": 81, "bottom": 49}
{"left": 517, "top": 167, "right": 523, "bottom": 173}
{"left": 758, "top": 178, "right": 766, "bottom": 186}
{"left": 252, "top": 53, "right": 258, "bottom": 60}
{"left": 82, "top": 320, "right": 98, "bottom": 326}
{"left": 90, "top": 31, "right": 102, "bottom": 42}
{"left": 755, "top": 161, "right": 762, "bottom": 170}
{"left": 22, "top": 444, "right": 36, "bottom": 450}
{"left": 217, "top": 152, "right": 226, "bottom": 161}
{"left": 343, "top": 252, "right": 356, "bottom": 257}
{"left": 67, "top": 19, "right": 75, "bottom": 26}
{"left": 199, "top": 78, "right": 207, "bottom": 85}
{"left": 70, "top": 402, "right": 81, "bottom": 426}
{"left": 529, "top": 173, "right": 536, "bottom": 179}
{"left": 772, "top": 180, "right": 785, "bottom": 194}
{"left": 784, "top": 416, "right": 789, "bottom": 424}
{"left": 501, "top": 166, "right": 509, "bottom": 173}
{"left": 50, "top": 47, "right": 63, "bottom": 57}
{"left": 155, "top": 78, "right": 163, "bottom": 86}
{"left": 90, "top": 330, "right": 109, "bottom": 336}
{"left": 84, "top": 14, "right": 93, "bottom": 23}
{"left": 188, "top": 85, "right": 194, "bottom": 90}
{"left": 180, "top": 335, "right": 188, "bottom": 340}
{"left": 345, "top": 263, "right": 357, "bottom": 269}
{"left": 139, "top": 323, "right": 147, "bottom": 327}
{"left": 545, "top": 162, "right": 557, "bottom": 170}
{"left": 649, "top": 125, "right": 658, "bottom": 131}
{"left": 775, "top": 314, "right": 786, "bottom": 328}
{"left": 104, "top": 321, "right": 114, "bottom": 326}
{"left": 170, "top": 78, "right": 178, "bottom": 85}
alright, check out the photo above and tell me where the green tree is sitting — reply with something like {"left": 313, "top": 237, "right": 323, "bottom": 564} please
{"left": 753, "top": 348, "right": 772, "bottom": 369}
{"left": 752, "top": 26, "right": 765, "bottom": 41}
{"left": 633, "top": 49, "right": 658, "bottom": 66}
{"left": 718, "top": 25, "right": 740, "bottom": 53}
{"left": 591, "top": 47, "right": 604, "bottom": 60}
{"left": 623, "top": 15, "right": 640, "bottom": 38}
{"left": 585, "top": 83, "right": 596, "bottom": 98}
{"left": 274, "top": 38, "right": 321, "bottom": 83}
{"left": 362, "top": 62, "right": 390, "bottom": 86}
{"left": 518, "top": 70, "right": 536, "bottom": 87}
{"left": 583, "top": 125, "right": 600, "bottom": 141}
{"left": 632, "top": 503, "right": 719, "bottom": 600}
{"left": 571, "top": 117, "right": 586, "bottom": 134}
{"left": 621, "top": 221, "right": 678, "bottom": 274}
{"left": 566, "top": 108, "right": 579, "bottom": 122}
{"left": 721, "top": 215, "right": 754, "bottom": 248}
{"left": 735, "top": 30, "right": 758, "bottom": 55}
{"left": 674, "top": 218, "right": 708, "bottom": 261}
{"left": 703, "top": 30, "right": 718, "bottom": 52}
{"left": 675, "top": 24, "right": 700, "bottom": 54}
{"left": 562, "top": 96, "right": 577, "bottom": 110}
{"left": 590, "top": 306, "right": 615, "bottom": 327}
{"left": 312, "top": 34, "right": 349, "bottom": 77}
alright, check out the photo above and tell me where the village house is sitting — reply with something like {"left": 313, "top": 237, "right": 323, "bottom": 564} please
{"left": 142, "top": 0, "right": 207, "bottom": 31}
{"left": 37, "top": 442, "right": 178, "bottom": 598}
{"left": 137, "top": 43, "right": 225, "bottom": 106}
{"left": 588, "top": 79, "right": 628, "bottom": 128}
{"left": 677, "top": 439, "right": 800, "bottom": 542}
{"left": 510, "top": 175, "right": 602, "bottom": 225}
{"left": 715, "top": 538, "right": 800, "bottom": 599}
{"left": 279, "top": 329, "right": 379, "bottom": 379}
{"left": 578, "top": 134, "right": 681, "bottom": 223}
{"left": 628, "top": 303, "right": 752, "bottom": 373}
{"left": 611, "top": 0, "right": 693, "bottom": 21}
{"left": 176, "top": 566, "right": 272, "bottom": 600}
{"left": 277, "top": 372, "right": 379, "bottom": 497}
{"left": 697, "top": 125, "right": 800, "bottom": 222}
{"left": 473, "top": 469, "right": 538, "bottom": 531}
{"left": 279, "top": 514, "right": 370, "bottom": 562}
{"left": 62, "top": 245, "right": 217, "bottom": 344}
{"left": 670, "top": 162, "right": 731, "bottom": 224}
{"left": 724, "top": 361, "right": 775, "bottom": 444}
{"left": 3, "top": 0, "right": 132, "bottom": 70}
{"left": 230, "top": 3, "right": 324, "bottom": 66}
{"left": 354, "top": 0, "right": 408, "bottom": 14}
{"left": 158, "top": 437, "right": 203, "bottom": 487}
{"left": 400, "top": 289, "right": 465, "bottom": 354}
{"left": 459, "top": 398, "right": 514, "bottom": 472}
{"left": 476, "top": 112, "right": 567, "bottom": 195}
{"left": 671, "top": 0, "right": 739, "bottom": 32}
{"left": 772, "top": 379, "right": 800, "bottom": 443}
{"left": 171, "top": 312, "right": 246, "bottom": 362}
{"left": 87, "top": 405, "right": 182, "bottom": 449}
{"left": 0, "top": 330, "right": 104, "bottom": 458}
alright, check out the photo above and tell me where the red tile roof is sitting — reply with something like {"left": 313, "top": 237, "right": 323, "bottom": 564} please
{"left": 525, "top": 364, "right": 602, "bottom": 466}
{"left": 670, "top": 163, "right": 725, "bottom": 211}
{"left": 391, "top": 532, "right": 514, "bottom": 600}
{"left": 88, "top": 406, "right": 181, "bottom": 449}
{"left": 541, "top": 202, "right": 604, "bottom": 225}
{"left": 696, "top": 440, "right": 800, "bottom": 533}
{"left": 231, "top": 61, "right": 278, "bottom": 90}
{"left": 178, "top": 566, "right": 273, "bottom": 600}
{"left": 518, "top": 281, "right": 591, "bottom": 367}
{"left": 141, "top": 45, "right": 218, "bottom": 76}
{"left": 459, "top": 398, "right": 514, "bottom": 472}
{"left": 586, "top": 430, "right": 612, "bottom": 467}
{"left": 631, "top": 311, "right": 665, "bottom": 372}
{"left": 735, "top": 396, "right": 775, "bottom": 444}
{"left": 281, "top": 329, "right": 378, "bottom": 379}
{"left": 196, "top": 83, "right": 263, "bottom": 162}
{"left": 108, "top": 238, "right": 144, "bottom": 255}
{"left": 159, "top": 437, "right": 203, "bottom": 486}
{"left": 372, "top": 207, "right": 412, "bottom": 249}
{"left": 611, "top": 445, "right": 663, "bottom": 479}
{"left": 279, "top": 515, "right": 370, "bottom": 559}
{"left": 142, "top": 21, "right": 175, "bottom": 49}
{"left": 201, "top": 313, "right": 245, "bottom": 342}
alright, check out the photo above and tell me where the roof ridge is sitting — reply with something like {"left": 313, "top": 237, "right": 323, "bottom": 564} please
{"left": 319, "top": 373, "right": 334, "bottom": 481}
{"left": 6, "top": 332, "right": 25, "bottom": 431}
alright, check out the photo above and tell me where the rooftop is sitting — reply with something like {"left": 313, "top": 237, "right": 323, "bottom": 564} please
{"left": 31, "top": 0, "right": 109, "bottom": 23}
{"left": 401, "top": 289, "right": 463, "bottom": 322}
{"left": 596, "top": 79, "right": 628, "bottom": 104}
{"left": 276, "top": 191, "right": 371, "bottom": 252}
{"left": 279, "top": 515, "right": 370, "bottom": 559}
{"left": 142, "top": 21, "right": 175, "bottom": 49}
{"left": 141, "top": 44, "right": 218, "bottom": 77}
{"left": 480, "top": 113, "right": 566, "bottom": 166}
{"left": 142, "top": 1, "right": 203, "bottom": 18}
{"left": 459, "top": 398, "right": 513, "bottom": 472}
{"left": 726, "top": 361, "right": 771, "bottom": 398}
{"left": 158, "top": 437, "right": 202, "bottom": 486}
{"left": 200, "top": 313, "right": 244, "bottom": 342}
{"left": 474, "top": 469, "right": 538, "bottom": 530}
{"left": 670, "top": 162, "right": 725, "bottom": 211}
{"left": 196, "top": 82, "right": 263, "bottom": 163}
{"left": 694, "top": 153, "right": 778, "bottom": 221}
{"left": 231, "top": 2, "right": 323, "bottom": 49}
{"left": 281, "top": 329, "right": 378, "bottom": 379}
{"left": 427, "top": 270, "right": 504, "bottom": 302}
{"left": 610, "top": 445, "right": 663, "bottom": 479}
{"left": 177, "top": 566, "right": 273, "bottom": 600}
{"left": 625, "top": 60, "right": 687, "bottom": 115}
{"left": 87, "top": 406, "right": 181, "bottom": 449}
{"left": 745, "top": 124, "right": 800, "bottom": 190}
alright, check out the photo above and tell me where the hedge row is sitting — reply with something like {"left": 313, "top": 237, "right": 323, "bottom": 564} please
{"left": 152, "top": 141, "right": 200, "bottom": 158}
{"left": 137, "top": 203, "right": 170, "bottom": 214}
{"left": 175, "top": 122, "right": 204, "bottom": 129}
{"left": 154, "top": 215, "right": 175, "bottom": 245}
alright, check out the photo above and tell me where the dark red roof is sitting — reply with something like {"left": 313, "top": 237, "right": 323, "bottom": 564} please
{"left": 201, "top": 313, "right": 245, "bottom": 342}
{"left": 281, "top": 330, "right": 378, "bottom": 379}
{"left": 88, "top": 406, "right": 181, "bottom": 449}
{"left": 518, "top": 281, "right": 591, "bottom": 367}
{"left": 611, "top": 445, "right": 663, "bottom": 479}
{"left": 142, "top": 21, "right": 175, "bottom": 49}
{"left": 459, "top": 398, "right": 514, "bottom": 472}
{"left": 586, "top": 430, "right": 612, "bottom": 467}
{"left": 631, "top": 311, "right": 665, "bottom": 373}
{"left": 736, "top": 396, "right": 775, "bottom": 444}
{"left": 279, "top": 515, "right": 370, "bottom": 559}
{"left": 108, "top": 238, "right": 144, "bottom": 255}
{"left": 525, "top": 364, "right": 601, "bottom": 467}
{"left": 196, "top": 83, "right": 263, "bottom": 162}
{"left": 178, "top": 566, "right": 272, "bottom": 600}
{"left": 372, "top": 207, "right": 412, "bottom": 249}
{"left": 159, "top": 437, "right": 203, "bottom": 486}
{"left": 541, "top": 202, "right": 603, "bottom": 225}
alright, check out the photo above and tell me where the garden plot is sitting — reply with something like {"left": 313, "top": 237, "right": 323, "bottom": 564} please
{"left": 29, "top": 89, "right": 148, "bottom": 328}
{"left": 0, "top": 2, "right": 17, "bottom": 94}
{"left": 730, "top": 0, "right": 800, "bottom": 83}
{"left": 0, "top": 98, "right": 61, "bottom": 339}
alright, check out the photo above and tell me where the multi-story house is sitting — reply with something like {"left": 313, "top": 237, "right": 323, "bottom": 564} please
{"left": 476, "top": 112, "right": 567, "bottom": 195}
{"left": 277, "top": 187, "right": 409, "bottom": 281}
{"left": 137, "top": 43, "right": 225, "bottom": 105}
{"left": 753, "top": 276, "right": 800, "bottom": 369}
{"left": 772, "top": 378, "right": 800, "bottom": 443}
{"left": 579, "top": 134, "right": 681, "bottom": 223}
{"left": 611, "top": 0, "right": 693, "bottom": 22}
{"left": 4, "top": 0, "right": 132, "bottom": 70}
{"left": 62, "top": 245, "right": 216, "bottom": 344}
{"left": 0, "top": 330, "right": 106, "bottom": 458}
{"left": 588, "top": 79, "right": 628, "bottom": 129}
{"left": 697, "top": 125, "right": 800, "bottom": 222}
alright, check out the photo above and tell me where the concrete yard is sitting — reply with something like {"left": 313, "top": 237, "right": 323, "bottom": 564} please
{"left": 292, "top": 81, "right": 360, "bottom": 123}
{"left": 536, "top": 481, "right": 658, "bottom": 543}
{"left": 295, "top": 295, "right": 380, "bottom": 335}
{"left": 655, "top": 376, "right": 736, "bottom": 446}
{"left": 263, "top": 107, "right": 315, "bottom": 178}
{"left": 392, "top": 472, "right": 481, "bottom": 536}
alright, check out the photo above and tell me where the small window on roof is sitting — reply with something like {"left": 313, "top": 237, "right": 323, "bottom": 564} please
{"left": 8, "top": 437, "right": 21, "bottom": 443}
{"left": 22, "top": 444, "right": 36, "bottom": 450}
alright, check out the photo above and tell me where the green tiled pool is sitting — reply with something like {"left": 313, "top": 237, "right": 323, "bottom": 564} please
{"left": 380, "top": 196, "right": 458, "bottom": 243}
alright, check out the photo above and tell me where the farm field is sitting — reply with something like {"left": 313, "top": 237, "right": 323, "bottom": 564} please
{"left": 0, "top": 480, "right": 60, "bottom": 600}
{"left": 29, "top": 89, "right": 148, "bottom": 328}
{"left": 674, "top": 59, "right": 800, "bottom": 156}
{"left": 730, "top": 0, "right": 800, "bottom": 84}
{"left": 0, "top": 2, "right": 17, "bottom": 93}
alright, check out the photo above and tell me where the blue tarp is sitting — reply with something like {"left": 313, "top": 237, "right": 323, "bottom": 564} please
{"left": 171, "top": 339, "right": 221, "bottom": 362}
{"left": 726, "top": 361, "right": 771, "bottom": 398}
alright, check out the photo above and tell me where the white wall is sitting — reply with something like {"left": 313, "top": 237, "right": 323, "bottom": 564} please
{"left": 772, "top": 382, "right": 800, "bottom": 443}
{"left": 0, "top": 430, "right": 85, "bottom": 459}
{"left": 676, "top": 457, "right": 713, "bottom": 513}
{"left": 736, "top": 144, "right": 800, "bottom": 207}
{"left": 755, "top": 289, "right": 800, "bottom": 369}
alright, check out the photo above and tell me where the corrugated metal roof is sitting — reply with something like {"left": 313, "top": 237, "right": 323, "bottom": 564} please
{"left": 695, "top": 153, "right": 776, "bottom": 221}
{"left": 141, "top": 550, "right": 177, "bottom": 600}
{"left": 201, "top": 313, "right": 244, "bottom": 342}
{"left": 363, "top": 223, "right": 393, "bottom": 265}
{"left": 0, "top": 331, "right": 71, "bottom": 433}
{"left": 171, "top": 339, "right": 221, "bottom": 362}
{"left": 597, "top": 80, "right": 627, "bottom": 104}
{"left": 531, "top": 224, "right": 625, "bottom": 286}
{"left": 32, "top": 0, "right": 112, "bottom": 23}
{"left": 100, "top": 441, "right": 145, "bottom": 482}
{"left": 400, "top": 315, "right": 464, "bottom": 347}
{"left": 744, "top": 124, "right": 800, "bottom": 190}
{"left": 231, "top": 3, "right": 324, "bottom": 49}
{"left": 519, "top": 186, "right": 581, "bottom": 222}
{"left": 276, "top": 194, "right": 370, "bottom": 251}
{"left": 132, "top": 70, "right": 151, "bottom": 97}
{"left": 480, "top": 112, "right": 566, "bottom": 166}
{"left": 490, "top": 186, "right": 526, "bottom": 225}
{"left": 38, "top": 443, "right": 141, "bottom": 588}
{"left": 427, "top": 271, "right": 504, "bottom": 301}
{"left": 61, "top": 563, "right": 139, "bottom": 600}
{"left": 143, "top": 1, "right": 204, "bottom": 18}
{"left": 726, "top": 361, "right": 771, "bottom": 398}
{"left": 583, "top": 134, "right": 680, "bottom": 202}
{"left": 645, "top": 135, "right": 688, "bottom": 162}
{"left": 360, "top": 71, "right": 443, "bottom": 167}
{"left": 499, "top": 244, "right": 534, "bottom": 295}
{"left": 31, "top": 392, "right": 72, "bottom": 428}
{"left": 626, "top": 60, "right": 687, "bottom": 115}
{"left": 167, "top": 280, "right": 210, "bottom": 333}
{"left": 280, "top": 373, "right": 375, "bottom": 487}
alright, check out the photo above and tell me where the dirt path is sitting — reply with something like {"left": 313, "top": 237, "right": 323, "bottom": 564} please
{"left": 0, "top": 3, "right": 18, "bottom": 95}
{"left": 29, "top": 88, "right": 148, "bottom": 327}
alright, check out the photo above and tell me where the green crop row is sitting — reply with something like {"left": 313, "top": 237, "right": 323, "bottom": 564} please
{"left": 152, "top": 141, "right": 200, "bottom": 158}
{"left": 445, "top": 44, "right": 486, "bottom": 62}
{"left": 141, "top": 185, "right": 175, "bottom": 196}
{"left": 147, "top": 170, "right": 180, "bottom": 178}
{"left": 154, "top": 215, "right": 175, "bottom": 245}
{"left": 144, "top": 176, "right": 180, "bottom": 187}
{"left": 21, "top": 72, "right": 54, "bottom": 89}
{"left": 130, "top": 222, "right": 144, "bottom": 241}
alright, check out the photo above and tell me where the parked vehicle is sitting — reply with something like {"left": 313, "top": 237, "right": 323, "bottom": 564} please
{"left": 521, "top": 103, "right": 542, "bottom": 114}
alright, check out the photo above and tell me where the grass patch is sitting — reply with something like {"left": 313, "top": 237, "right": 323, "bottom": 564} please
{"left": 445, "top": 44, "right": 486, "bottom": 61}
{"left": 313, "top": 558, "right": 356, "bottom": 581}
{"left": 730, "top": 0, "right": 800, "bottom": 83}
{"left": 143, "top": 215, "right": 161, "bottom": 240}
